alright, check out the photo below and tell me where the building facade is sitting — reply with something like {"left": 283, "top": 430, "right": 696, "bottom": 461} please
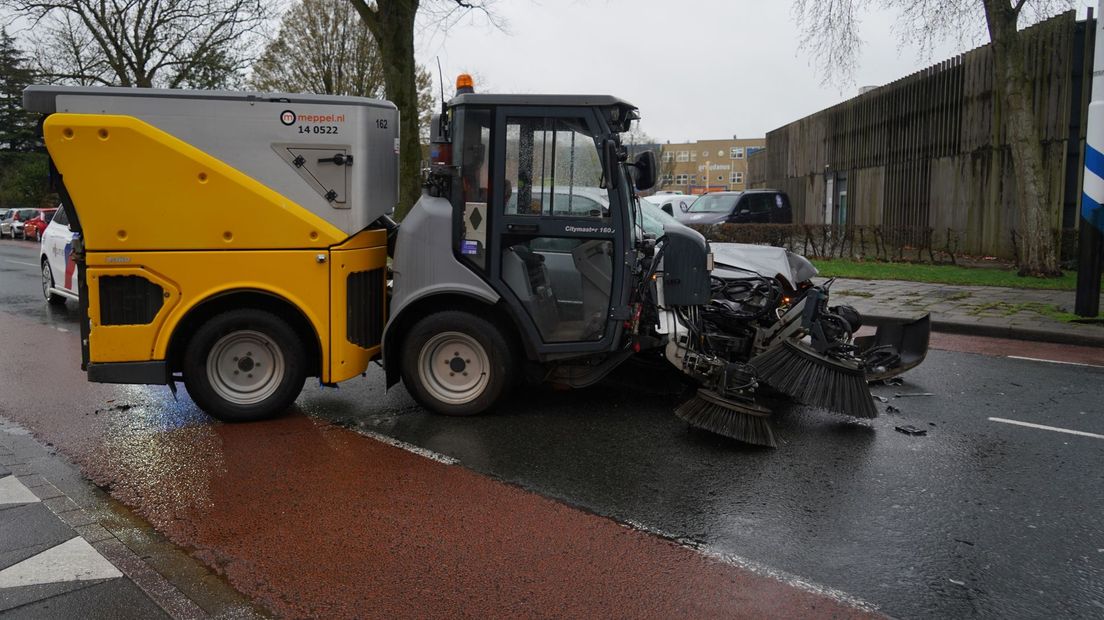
{"left": 655, "top": 138, "right": 765, "bottom": 194}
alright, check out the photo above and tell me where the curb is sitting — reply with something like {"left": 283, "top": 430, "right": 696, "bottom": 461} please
{"left": 863, "top": 314, "right": 1104, "bottom": 348}
{"left": 0, "top": 416, "right": 264, "bottom": 619}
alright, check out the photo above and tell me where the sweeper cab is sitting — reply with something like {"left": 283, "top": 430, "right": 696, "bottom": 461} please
{"left": 24, "top": 76, "right": 930, "bottom": 447}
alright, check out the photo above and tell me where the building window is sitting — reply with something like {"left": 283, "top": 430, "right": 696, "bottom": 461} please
{"left": 717, "top": 150, "right": 725, "bottom": 157}
{"left": 730, "top": 171, "right": 744, "bottom": 184}
{"left": 690, "top": 151, "right": 697, "bottom": 162}
{"left": 662, "top": 151, "right": 674, "bottom": 162}
{"left": 676, "top": 151, "right": 689, "bottom": 162}
{"left": 661, "top": 174, "right": 673, "bottom": 185}
{"left": 689, "top": 175, "right": 697, "bottom": 183}
{"left": 717, "top": 175, "right": 724, "bottom": 181}
{"left": 730, "top": 147, "right": 745, "bottom": 159}
{"left": 675, "top": 173, "right": 688, "bottom": 185}
{"left": 747, "top": 146, "right": 764, "bottom": 157}
{"left": 702, "top": 150, "right": 709, "bottom": 157}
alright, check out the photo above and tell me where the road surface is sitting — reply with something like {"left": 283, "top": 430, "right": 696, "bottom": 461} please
{"left": 1, "top": 240, "right": 1102, "bottom": 618}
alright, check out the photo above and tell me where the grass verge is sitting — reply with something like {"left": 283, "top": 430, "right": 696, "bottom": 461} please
{"left": 812, "top": 259, "right": 1100, "bottom": 291}
{"left": 967, "top": 301, "right": 1103, "bottom": 323}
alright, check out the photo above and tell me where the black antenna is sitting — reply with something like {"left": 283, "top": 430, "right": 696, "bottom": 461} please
{"left": 436, "top": 57, "right": 446, "bottom": 110}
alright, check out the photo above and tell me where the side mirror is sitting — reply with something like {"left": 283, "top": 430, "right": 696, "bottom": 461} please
{"left": 679, "top": 200, "right": 691, "bottom": 213}
{"left": 630, "top": 150, "right": 657, "bottom": 191}
{"left": 661, "top": 204, "right": 674, "bottom": 216}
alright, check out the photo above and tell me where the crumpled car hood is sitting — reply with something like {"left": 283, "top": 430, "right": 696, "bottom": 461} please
{"left": 709, "top": 243, "right": 818, "bottom": 289}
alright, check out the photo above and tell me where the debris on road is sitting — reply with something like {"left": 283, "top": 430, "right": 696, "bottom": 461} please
{"left": 895, "top": 425, "right": 927, "bottom": 436}
{"left": 895, "top": 393, "right": 934, "bottom": 398}
{"left": 886, "top": 405, "right": 901, "bottom": 414}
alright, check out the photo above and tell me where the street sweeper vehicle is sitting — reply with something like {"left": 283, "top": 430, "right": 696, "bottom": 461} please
{"left": 24, "top": 79, "right": 930, "bottom": 447}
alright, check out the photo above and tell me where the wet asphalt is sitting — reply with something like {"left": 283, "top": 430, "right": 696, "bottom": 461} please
{"left": 1, "top": 240, "right": 1102, "bottom": 618}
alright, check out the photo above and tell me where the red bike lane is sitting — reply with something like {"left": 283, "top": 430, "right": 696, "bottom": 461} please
{"left": 0, "top": 311, "right": 874, "bottom": 618}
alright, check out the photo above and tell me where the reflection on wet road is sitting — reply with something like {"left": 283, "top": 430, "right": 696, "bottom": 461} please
{"left": 1, "top": 240, "right": 1102, "bottom": 617}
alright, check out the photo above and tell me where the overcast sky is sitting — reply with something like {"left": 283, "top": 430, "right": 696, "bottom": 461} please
{"left": 417, "top": 0, "right": 1094, "bottom": 143}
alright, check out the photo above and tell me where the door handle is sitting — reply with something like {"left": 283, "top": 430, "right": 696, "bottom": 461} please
{"left": 318, "top": 154, "right": 353, "bottom": 166}
{"left": 506, "top": 223, "right": 539, "bottom": 234}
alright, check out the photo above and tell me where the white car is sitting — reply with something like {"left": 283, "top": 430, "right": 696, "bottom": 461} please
{"left": 39, "top": 205, "right": 79, "bottom": 305}
{"left": 641, "top": 194, "right": 696, "bottom": 216}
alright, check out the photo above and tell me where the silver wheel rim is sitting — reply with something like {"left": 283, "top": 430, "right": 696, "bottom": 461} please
{"left": 206, "top": 330, "right": 285, "bottom": 406}
{"left": 41, "top": 263, "right": 52, "bottom": 299}
{"left": 417, "top": 331, "right": 490, "bottom": 406}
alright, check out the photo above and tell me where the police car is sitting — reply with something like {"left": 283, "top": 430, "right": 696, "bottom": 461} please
{"left": 39, "top": 204, "right": 78, "bottom": 305}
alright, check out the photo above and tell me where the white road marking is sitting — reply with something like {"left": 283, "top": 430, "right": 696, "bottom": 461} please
{"left": 1007, "top": 355, "right": 1103, "bottom": 368}
{"left": 621, "top": 519, "right": 878, "bottom": 613}
{"left": 5, "top": 259, "right": 37, "bottom": 267}
{"left": 989, "top": 417, "right": 1104, "bottom": 440}
{"left": 0, "top": 475, "right": 41, "bottom": 505}
{"left": 357, "top": 429, "right": 459, "bottom": 465}
{"left": 0, "top": 537, "right": 122, "bottom": 588}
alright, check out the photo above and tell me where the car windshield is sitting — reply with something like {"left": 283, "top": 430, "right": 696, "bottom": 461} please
{"left": 639, "top": 200, "right": 689, "bottom": 237}
{"left": 689, "top": 194, "right": 739, "bottom": 214}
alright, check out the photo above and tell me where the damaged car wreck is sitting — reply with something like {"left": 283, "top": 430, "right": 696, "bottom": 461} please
{"left": 638, "top": 204, "right": 931, "bottom": 447}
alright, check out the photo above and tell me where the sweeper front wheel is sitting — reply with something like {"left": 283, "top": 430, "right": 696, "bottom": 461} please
{"left": 401, "top": 310, "right": 516, "bottom": 416}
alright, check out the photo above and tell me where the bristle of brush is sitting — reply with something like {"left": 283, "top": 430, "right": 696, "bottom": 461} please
{"left": 750, "top": 340, "right": 878, "bottom": 418}
{"left": 675, "top": 390, "right": 778, "bottom": 448}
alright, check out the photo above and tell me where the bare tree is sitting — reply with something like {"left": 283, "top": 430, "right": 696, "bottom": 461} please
{"left": 252, "top": 0, "right": 384, "bottom": 97}
{"left": 4, "top": 0, "right": 271, "bottom": 89}
{"left": 347, "top": 0, "right": 501, "bottom": 218}
{"left": 792, "top": 0, "right": 1075, "bottom": 277}
{"left": 252, "top": 0, "right": 437, "bottom": 142}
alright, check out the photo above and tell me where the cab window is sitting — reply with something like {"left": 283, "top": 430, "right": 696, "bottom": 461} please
{"left": 456, "top": 108, "right": 492, "bottom": 270}
{"left": 504, "top": 117, "right": 605, "bottom": 218}
{"left": 53, "top": 206, "right": 69, "bottom": 227}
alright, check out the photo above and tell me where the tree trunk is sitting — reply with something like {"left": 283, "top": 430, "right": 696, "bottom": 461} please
{"left": 349, "top": 0, "right": 422, "bottom": 219}
{"left": 983, "top": 0, "right": 1061, "bottom": 277}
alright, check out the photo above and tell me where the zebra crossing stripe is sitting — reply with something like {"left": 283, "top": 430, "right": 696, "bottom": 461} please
{"left": 0, "top": 537, "right": 122, "bottom": 588}
{"left": 0, "top": 475, "right": 40, "bottom": 505}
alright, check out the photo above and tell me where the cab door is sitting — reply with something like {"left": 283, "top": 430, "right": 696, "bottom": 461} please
{"left": 468, "top": 108, "right": 628, "bottom": 356}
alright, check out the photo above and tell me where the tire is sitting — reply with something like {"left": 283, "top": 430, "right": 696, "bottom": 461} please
{"left": 183, "top": 309, "right": 306, "bottom": 422}
{"left": 41, "top": 260, "right": 66, "bottom": 306}
{"left": 400, "top": 310, "right": 516, "bottom": 416}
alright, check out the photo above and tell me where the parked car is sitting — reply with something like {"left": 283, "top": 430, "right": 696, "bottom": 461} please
{"left": 21, "top": 208, "right": 57, "bottom": 241}
{"left": 506, "top": 186, "right": 610, "bottom": 217}
{"left": 677, "top": 190, "right": 793, "bottom": 225}
{"left": 4, "top": 208, "right": 41, "bottom": 239}
{"left": 39, "top": 204, "right": 78, "bottom": 305}
{"left": 641, "top": 194, "right": 696, "bottom": 216}
{"left": 1, "top": 208, "right": 26, "bottom": 238}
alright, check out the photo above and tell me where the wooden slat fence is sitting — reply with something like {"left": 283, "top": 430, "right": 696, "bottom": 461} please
{"left": 754, "top": 11, "right": 1086, "bottom": 259}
